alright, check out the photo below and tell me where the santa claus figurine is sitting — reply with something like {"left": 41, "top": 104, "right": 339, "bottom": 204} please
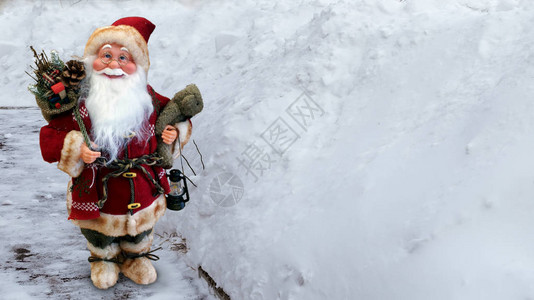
{"left": 39, "top": 17, "right": 193, "bottom": 289}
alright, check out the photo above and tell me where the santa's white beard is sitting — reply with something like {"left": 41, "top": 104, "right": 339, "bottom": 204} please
{"left": 83, "top": 60, "right": 154, "bottom": 162}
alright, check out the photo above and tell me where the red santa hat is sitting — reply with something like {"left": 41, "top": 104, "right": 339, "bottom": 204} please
{"left": 84, "top": 17, "right": 155, "bottom": 72}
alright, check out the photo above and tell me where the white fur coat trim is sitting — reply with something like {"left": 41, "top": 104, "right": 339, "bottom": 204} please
{"left": 172, "top": 120, "right": 192, "bottom": 159}
{"left": 68, "top": 192, "right": 167, "bottom": 237}
{"left": 57, "top": 130, "right": 85, "bottom": 178}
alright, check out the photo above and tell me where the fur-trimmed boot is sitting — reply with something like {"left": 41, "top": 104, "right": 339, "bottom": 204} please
{"left": 119, "top": 230, "right": 158, "bottom": 285}
{"left": 87, "top": 242, "right": 121, "bottom": 289}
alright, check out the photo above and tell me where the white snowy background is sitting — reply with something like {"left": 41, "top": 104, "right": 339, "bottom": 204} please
{"left": 1, "top": 0, "right": 534, "bottom": 299}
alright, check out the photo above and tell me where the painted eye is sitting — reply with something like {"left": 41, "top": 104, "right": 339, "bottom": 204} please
{"left": 104, "top": 53, "right": 112, "bottom": 59}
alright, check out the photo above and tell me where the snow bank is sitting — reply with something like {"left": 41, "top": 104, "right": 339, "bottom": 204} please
{"left": 170, "top": 1, "right": 534, "bottom": 299}
{"left": 4, "top": 0, "right": 534, "bottom": 299}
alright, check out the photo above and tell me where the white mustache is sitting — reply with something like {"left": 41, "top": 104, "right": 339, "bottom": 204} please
{"left": 95, "top": 68, "right": 127, "bottom": 76}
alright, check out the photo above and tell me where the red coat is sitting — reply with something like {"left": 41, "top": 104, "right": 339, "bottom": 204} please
{"left": 40, "top": 85, "right": 171, "bottom": 220}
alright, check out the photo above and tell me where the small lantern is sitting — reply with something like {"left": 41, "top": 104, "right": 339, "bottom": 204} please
{"left": 166, "top": 169, "right": 189, "bottom": 211}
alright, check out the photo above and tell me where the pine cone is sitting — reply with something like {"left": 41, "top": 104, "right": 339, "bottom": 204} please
{"left": 61, "top": 60, "right": 86, "bottom": 87}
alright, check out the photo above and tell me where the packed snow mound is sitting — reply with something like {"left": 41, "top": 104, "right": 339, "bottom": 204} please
{"left": 4, "top": 0, "right": 534, "bottom": 299}
{"left": 171, "top": 1, "right": 534, "bottom": 299}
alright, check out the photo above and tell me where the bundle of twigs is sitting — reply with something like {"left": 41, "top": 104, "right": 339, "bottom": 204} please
{"left": 27, "top": 46, "right": 84, "bottom": 122}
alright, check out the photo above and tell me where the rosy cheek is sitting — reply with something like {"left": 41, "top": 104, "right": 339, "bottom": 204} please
{"left": 93, "top": 59, "right": 106, "bottom": 72}
{"left": 122, "top": 62, "right": 137, "bottom": 75}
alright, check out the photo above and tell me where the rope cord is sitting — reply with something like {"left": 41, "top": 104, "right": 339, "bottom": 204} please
{"left": 98, "top": 154, "right": 164, "bottom": 209}
{"left": 178, "top": 134, "right": 185, "bottom": 176}
{"left": 176, "top": 133, "right": 198, "bottom": 188}
{"left": 87, "top": 247, "right": 163, "bottom": 264}
{"left": 88, "top": 256, "right": 123, "bottom": 264}
{"left": 123, "top": 247, "right": 162, "bottom": 261}
{"left": 72, "top": 102, "right": 165, "bottom": 209}
{"left": 73, "top": 104, "right": 93, "bottom": 149}
{"left": 193, "top": 139, "right": 205, "bottom": 170}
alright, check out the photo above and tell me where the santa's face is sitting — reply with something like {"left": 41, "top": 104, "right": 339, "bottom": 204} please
{"left": 93, "top": 43, "right": 137, "bottom": 76}
{"left": 83, "top": 43, "right": 153, "bottom": 162}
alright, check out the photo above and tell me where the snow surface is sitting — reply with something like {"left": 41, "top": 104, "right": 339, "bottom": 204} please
{"left": 3, "top": 0, "right": 534, "bottom": 299}
{"left": 0, "top": 109, "right": 211, "bottom": 299}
